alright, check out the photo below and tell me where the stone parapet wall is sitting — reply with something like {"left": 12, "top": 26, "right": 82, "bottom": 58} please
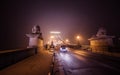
{"left": 0, "top": 48, "right": 37, "bottom": 70}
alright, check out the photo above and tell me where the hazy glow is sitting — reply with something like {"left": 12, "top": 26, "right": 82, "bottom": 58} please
{"left": 50, "top": 31, "right": 61, "bottom": 34}
{"left": 77, "top": 36, "right": 80, "bottom": 39}
{"left": 65, "top": 39, "right": 69, "bottom": 42}
{"left": 47, "top": 41, "right": 50, "bottom": 44}
{"left": 50, "top": 36, "right": 54, "bottom": 39}
{"left": 76, "top": 35, "right": 82, "bottom": 41}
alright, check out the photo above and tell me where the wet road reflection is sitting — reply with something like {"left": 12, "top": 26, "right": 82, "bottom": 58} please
{"left": 55, "top": 50, "right": 120, "bottom": 75}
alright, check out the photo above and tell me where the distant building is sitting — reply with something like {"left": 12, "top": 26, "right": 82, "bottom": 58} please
{"left": 26, "top": 25, "right": 43, "bottom": 49}
{"left": 88, "top": 27, "right": 115, "bottom": 52}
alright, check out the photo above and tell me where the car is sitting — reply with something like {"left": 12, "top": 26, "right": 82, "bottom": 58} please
{"left": 60, "top": 45, "right": 67, "bottom": 52}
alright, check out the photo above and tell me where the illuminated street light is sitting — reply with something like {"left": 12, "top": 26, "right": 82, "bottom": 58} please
{"left": 49, "top": 35, "right": 55, "bottom": 49}
{"left": 65, "top": 39, "right": 69, "bottom": 42}
{"left": 77, "top": 36, "right": 80, "bottom": 40}
{"left": 47, "top": 41, "right": 50, "bottom": 44}
{"left": 76, "top": 35, "right": 81, "bottom": 46}
{"left": 50, "top": 35, "right": 54, "bottom": 43}
{"left": 50, "top": 35, "right": 54, "bottom": 39}
{"left": 65, "top": 39, "right": 69, "bottom": 44}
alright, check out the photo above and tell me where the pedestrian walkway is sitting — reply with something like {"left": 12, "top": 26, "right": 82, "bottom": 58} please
{"left": 0, "top": 49, "right": 52, "bottom": 75}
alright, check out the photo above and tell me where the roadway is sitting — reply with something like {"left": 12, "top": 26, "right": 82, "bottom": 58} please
{"left": 53, "top": 48, "right": 120, "bottom": 75}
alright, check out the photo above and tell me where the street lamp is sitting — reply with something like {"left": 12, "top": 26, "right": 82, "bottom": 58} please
{"left": 76, "top": 35, "right": 81, "bottom": 46}
{"left": 77, "top": 36, "right": 80, "bottom": 40}
{"left": 50, "top": 35, "right": 54, "bottom": 39}
{"left": 50, "top": 35, "right": 54, "bottom": 48}
{"left": 65, "top": 39, "right": 69, "bottom": 44}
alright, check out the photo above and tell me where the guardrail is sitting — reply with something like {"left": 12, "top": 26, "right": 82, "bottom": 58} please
{"left": 0, "top": 47, "right": 37, "bottom": 70}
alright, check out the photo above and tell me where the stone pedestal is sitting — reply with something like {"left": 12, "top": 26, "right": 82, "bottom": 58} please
{"left": 88, "top": 27, "right": 115, "bottom": 53}
{"left": 26, "top": 34, "right": 40, "bottom": 48}
{"left": 26, "top": 25, "right": 43, "bottom": 49}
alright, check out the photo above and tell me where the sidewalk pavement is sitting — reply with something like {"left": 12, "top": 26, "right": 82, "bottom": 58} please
{"left": 0, "top": 49, "right": 52, "bottom": 75}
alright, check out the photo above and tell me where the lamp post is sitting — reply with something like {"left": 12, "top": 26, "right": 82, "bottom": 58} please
{"left": 50, "top": 36, "right": 54, "bottom": 41}
{"left": 50, "top": 35, "right": 54, "bottom": 46}
{"left": 76, "top": 35, "right": 80, "bottom": 46}
{"left": 65, "top": 39, "right": 69, "bottom": 45}
{"left": 65, "top": 39, "right": 69, "bottom": 43}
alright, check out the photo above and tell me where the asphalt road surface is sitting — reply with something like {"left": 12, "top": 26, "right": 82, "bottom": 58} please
{"left": 53, "top": 49, "right": 120, "bottom": 75}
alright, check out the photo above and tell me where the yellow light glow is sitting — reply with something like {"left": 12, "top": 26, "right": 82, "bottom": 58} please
{"left": 47, "top": 42, "right": 50, "bottom": 44}
{"left": 50, "top": 36, "right": 54, "bottom": 39}
{"left": 65, "top": 39, "right": 69, "bottom": 42}
{"left": 77, "top": 36, "right": 80, "bottom": 40}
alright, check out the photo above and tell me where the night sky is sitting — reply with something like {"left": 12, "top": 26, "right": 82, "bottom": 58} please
{"left": 1, "top": 0, "right": 120, "bottom": 50}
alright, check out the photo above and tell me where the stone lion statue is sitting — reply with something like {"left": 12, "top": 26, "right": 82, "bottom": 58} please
{"left": 32, "top": 25, "right": 40, "bottom": 34}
